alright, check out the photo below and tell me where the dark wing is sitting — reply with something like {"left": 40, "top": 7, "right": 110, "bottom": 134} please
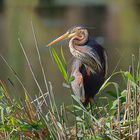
{"left": 86, "top": 38, "right": 108, "bottom": 78}
{"left": 69, "top": 57, "right": 103, "bottom": 105}
{"left": 80, "top": 39, "right": 108, "bottom": 104}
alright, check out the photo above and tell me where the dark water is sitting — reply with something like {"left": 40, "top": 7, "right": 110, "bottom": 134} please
{"left": 0, "top": 1, "right": 140, "bottom": 105}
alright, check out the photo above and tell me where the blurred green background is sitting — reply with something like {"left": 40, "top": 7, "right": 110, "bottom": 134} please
{"left": 0, "top": 0, "right": 140, "bottom": 105}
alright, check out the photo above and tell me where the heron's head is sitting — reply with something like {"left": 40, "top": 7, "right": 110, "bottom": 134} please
{"left": 47, "top": 26, "right": 88, "bottom": 47}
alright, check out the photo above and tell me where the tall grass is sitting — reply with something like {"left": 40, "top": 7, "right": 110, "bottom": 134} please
{"left": 0, "top": 24, "right": 139, "bottom": 139}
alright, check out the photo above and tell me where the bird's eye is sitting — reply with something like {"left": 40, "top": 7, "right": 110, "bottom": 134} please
{"left": 79, "top": 31, "right": 84, "bottom": 36}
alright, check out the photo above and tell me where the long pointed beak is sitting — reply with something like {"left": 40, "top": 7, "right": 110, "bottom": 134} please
{"left": 47, "top": 32, "right": 69, "bottom": 47}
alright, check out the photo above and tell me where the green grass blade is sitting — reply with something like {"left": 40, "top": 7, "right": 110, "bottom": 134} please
{"left": 51, "top": 48, "right": 69, "bottom": 82}
{"left": 60, "top": 46, "right": 67, "bottom": 66}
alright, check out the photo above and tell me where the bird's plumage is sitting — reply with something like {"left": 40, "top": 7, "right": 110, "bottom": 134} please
{"left": 69, "top": 38, "right": 107, "bottom": 105}
{"left": 47, "top": 26, "right": 107, "bottom": 105}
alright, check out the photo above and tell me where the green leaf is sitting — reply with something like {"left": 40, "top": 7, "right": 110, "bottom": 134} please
{"left": 57, "top": 122, "right": 63, "bottom": 130}
{"left": 68, "top": 76, "right": 75, "bottom": 83}
{"left": 24, "top": 92, "right": 29, "bottom": 101}
{"left": 111, "top": 99, "right": 118, "bottom": 110}
{"left": 73, "top": 105, "right": 83, "bottom": 111}
{"left": 20, "top": 124, "right": 33, "bottom": 131}
{"left": 107, "top": 91, "right": 117, "bottom": 98}
{"left": 10, "top": 117, "right": 16, "bottom": 125}
{"left": 51, "top": 48, "right": 69, "bottom": 82}
{"left": 0, "top": 106, "right": 4, "bottom": 124}
{"left": 76, "top": 116, "right": 83, "bottom": 122}
{"left": 136, "top": 74, "right": 140, "bottom": 82}
{"left": 98, "top": 76, "right": 111, "bottom": 93}
{"left": 120, "top": 90, "right": 126, "bottom": 97}
{"left": 124, "top": 71, "right": 134, "bottom": 81}
{"left": 60, "top": 46, "right": 67, "bottom": 66}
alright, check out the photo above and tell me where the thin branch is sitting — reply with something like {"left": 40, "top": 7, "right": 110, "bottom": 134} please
{"left": 31, "top": 21, "right": 49, "bottom": 92}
